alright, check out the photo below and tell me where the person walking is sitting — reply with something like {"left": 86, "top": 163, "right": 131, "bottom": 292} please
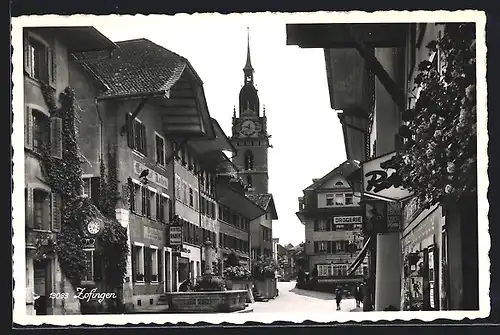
{"left": 335, "top": 289, "right": 343, "bottom": 311}
{"left": 355, "top": 285, "right": 362, "bottom": 308}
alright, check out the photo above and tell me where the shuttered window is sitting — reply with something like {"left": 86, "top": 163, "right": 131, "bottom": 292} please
{"left": 25, "top": 106, "right": 33, "bottom": 150}
{"left": 31, "top": 110, "right": 49, "bottom": 155}
{"left": 50, "top": 116, "right": 63, "bottom": 159}
{"left": 126, "top": 114, "right": 147, "bottom": 156}
{"left": 33, "top": 189, "right": 50, "bottom": 231}
{"left": 50, "top": 192, "right": 62, "bottom": 232}
{"left": 25, "top": 187, "right": 34, "bottom": 229}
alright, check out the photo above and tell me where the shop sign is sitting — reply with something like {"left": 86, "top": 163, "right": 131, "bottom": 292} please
{"left": 386, "top": 202, "right": 402, "bottom": 232}
{"left": 169, "top": 226, "right": 182, "bottom": 246}
{"left": 144, "top": 226, "right": 163, "bottom": 241}
{"left": 403, "top": 197, "right": 422, "bottom": 225}
{"left": 334, "top": 216, "right": 362, "bottom": 224}
{"left": 362, "top": 152, "right": 413, "bottom": 202}
{"left": 133, "top": 160, "right": 169, "bottom": 189}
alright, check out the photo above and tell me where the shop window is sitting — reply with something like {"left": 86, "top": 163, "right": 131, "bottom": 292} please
{"left": 317, "top": 264, "right": 331, "bottom": 277}
{"left": 317, "top": 220, "right": 328, "bottom": 231}
{"left": 82, "top": 249, "right": 95, "bottom": 282}
{"left": 155, "top": 133, "right": 165, "bottom": 167}
{"left": 132, "top": 244, "right": 145, "bottom": 282}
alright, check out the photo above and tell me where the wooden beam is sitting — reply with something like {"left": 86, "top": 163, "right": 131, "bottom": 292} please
{"left": 120, "top": 97, "right": 148, "bottom": 136}
{"left": 165, "top": 136, "right": 190, "bottom": 166}
{"left": 346, "top": 24, "right": 406, "bottom": 111}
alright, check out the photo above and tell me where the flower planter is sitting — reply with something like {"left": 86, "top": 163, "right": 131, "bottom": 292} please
{"left": 166, "top": 290, "right": 247, "bottom": 313}
{"left": 226, "top": 279, "right": 253, "bottom": 303}
{"left": 254, "top": 278, "right": 277, "bottom": 299}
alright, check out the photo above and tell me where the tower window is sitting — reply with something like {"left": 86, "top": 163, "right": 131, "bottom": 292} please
{"left": 244, "top": 150, "right": 254, "bottom": 170}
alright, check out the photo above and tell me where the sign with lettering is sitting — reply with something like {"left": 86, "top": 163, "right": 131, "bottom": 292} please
{"left": 133, "top": 160, "right": 169, "bottom": 189}
{"left": 403, "top": 197, "right": 422, "bottom": 225}
{"left": 386, "top": 202, "right": 402, "bottom": 232}
{"left": 169, "top": 226, "right": 182, "bottom": 246}
{"left": 334, "top": 216, "right": 362, "bottom": 224}
{"left": 362, "top": 152, "right": 413, "bottom": 201}
{"left": 144, "top": 226, "right": 163, "bottom": 241}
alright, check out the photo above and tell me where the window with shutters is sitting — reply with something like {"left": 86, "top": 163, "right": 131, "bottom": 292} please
{"left": 26, "top": 37, "right": 51, "bottom": 83}
{"left": 318, "top": 241, "right": 328, "bottom": 253}
{"left": 155, "top": 133, "right": 166, "bottom": 167}
{"left": 156, "top": 194, "right": 168, "bottom": 223}
{"left": 150, "top": 247, "right": 159, "bottom": 282}
{"left": 132, "top": 244, "right": 145, "bottom": 282}
{"left": 128, "top": 115, "right": 147, "bottom": 156}
{"left": 82, "top": 178, "right": 91, "bottom": 198}
{"left": 82, "top": 249, "right": 95, "bottom": 282}
{"left": 325, "top": 194, "right": 334, "bottom": 206}
{"left": 33, "top": 189, "right": 51, "bottom": 231}
{"left": 193, "top": 189, "right": 199, "bottom": 211}
{"left": 141, "top": 187, "right": 152, "bottom": 218}
{"left": 32, "top": 110, "right": 49, "bottom": 155}
{"left": 182, "top": 182, "right": 188, "bottom": 204}
{"left": 131, "top": 182, "right": 141, "bottom": 213}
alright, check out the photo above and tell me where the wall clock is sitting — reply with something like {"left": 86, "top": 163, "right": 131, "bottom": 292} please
{"left": 240, "top": 120, "right": 257, "bottom": 136}
{"left": 86, "top": 219, "right": 102, "bottom": 236}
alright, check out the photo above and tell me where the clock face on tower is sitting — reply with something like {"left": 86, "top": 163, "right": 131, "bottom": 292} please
{"left": 87, "top": 221, "right": 101, "bottom": 235}
{"left": 240, "top": 120, "right": 257, "bottom": 137}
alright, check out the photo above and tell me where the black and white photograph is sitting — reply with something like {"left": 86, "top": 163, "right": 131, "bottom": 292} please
{"left": 11, "top": 11, "right": 488, "bottom": 325}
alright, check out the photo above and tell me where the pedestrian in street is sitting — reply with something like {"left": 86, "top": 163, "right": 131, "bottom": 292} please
{"left": 335, "top": 289, "right": 343, "bottom": 311}
{"left": 355, "top": 285, "right": 363, "bottom": 308}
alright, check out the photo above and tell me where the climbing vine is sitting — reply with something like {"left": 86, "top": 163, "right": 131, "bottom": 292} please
{"left": 40, "top": 85, "right": 128, "bottom": 295}
{"left": 382, "top": 23, "right": 477, "bottom": 208}
{"left": 96, "top": 148, "right": 129, "bottom": 292}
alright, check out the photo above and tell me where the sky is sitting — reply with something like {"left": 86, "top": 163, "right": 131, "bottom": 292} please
{"left": 92, "top": 14, "right": 347, "bottom": 246}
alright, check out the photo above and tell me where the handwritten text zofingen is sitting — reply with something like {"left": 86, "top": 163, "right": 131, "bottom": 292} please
{"left": 49, "top": 287, "right": 117, "bottom": 303}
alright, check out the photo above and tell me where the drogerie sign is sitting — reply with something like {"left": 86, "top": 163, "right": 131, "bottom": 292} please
{"left": 333, "top": 216, "right": 362, "bottom": 224}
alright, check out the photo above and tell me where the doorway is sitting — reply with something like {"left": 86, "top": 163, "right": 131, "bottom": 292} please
{"left": 33, "top": 258, "right": 51, "bottom": 315}
{"left": 164, "top": 250, "right": 170, "bottom": 292}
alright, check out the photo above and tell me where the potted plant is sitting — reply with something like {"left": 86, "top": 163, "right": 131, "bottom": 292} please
{"left": 193, "top": 275, "right": 226, "bottom": 292}
{"left": 253, "top": 256, "right": 279, "bottom": 299}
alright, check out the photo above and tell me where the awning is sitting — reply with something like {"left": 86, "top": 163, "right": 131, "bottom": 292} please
{"left": 188, "top": 118, "right": 235, "bottom": 155}
{"left": 286, "top": 23, "right": 408, "bottom": 49}
{"left": 346, "top": 236, "right": 372, "bottom": 276}
{"left": 217, "top": 183, "right": 266, "bottom": 220}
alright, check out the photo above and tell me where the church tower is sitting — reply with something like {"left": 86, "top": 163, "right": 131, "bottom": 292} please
{"left": 230, "top": 28, "right": 272, "bottom": 194}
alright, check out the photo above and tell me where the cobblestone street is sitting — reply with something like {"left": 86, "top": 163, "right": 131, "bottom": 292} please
{"left": 251, "top": 281, "right": 360, "bottom": 313}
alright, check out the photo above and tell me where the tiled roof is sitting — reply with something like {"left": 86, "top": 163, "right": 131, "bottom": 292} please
{"left": 305, "top": 159, "right": 361, "bottom": 191}
{"left": 78, "top": 38, "right": 189, "bottom": 98}
{"left": 245, "top": 193, "right": 272, "bottom": 210}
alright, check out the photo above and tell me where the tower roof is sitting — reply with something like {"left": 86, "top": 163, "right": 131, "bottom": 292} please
{"left": 243, "top": 27, "right": 254, "bottom": 72}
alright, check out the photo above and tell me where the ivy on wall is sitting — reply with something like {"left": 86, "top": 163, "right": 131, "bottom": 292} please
{"left": 382, "top": 23, "right": 477, "bottom": 208}
{"left": 41, "top": 85, "right": 128, "bottom": 295}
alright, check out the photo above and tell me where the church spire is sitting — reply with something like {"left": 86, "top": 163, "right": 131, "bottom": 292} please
{"left": 243, "top": 27, "right": 254, "bottom": 84}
